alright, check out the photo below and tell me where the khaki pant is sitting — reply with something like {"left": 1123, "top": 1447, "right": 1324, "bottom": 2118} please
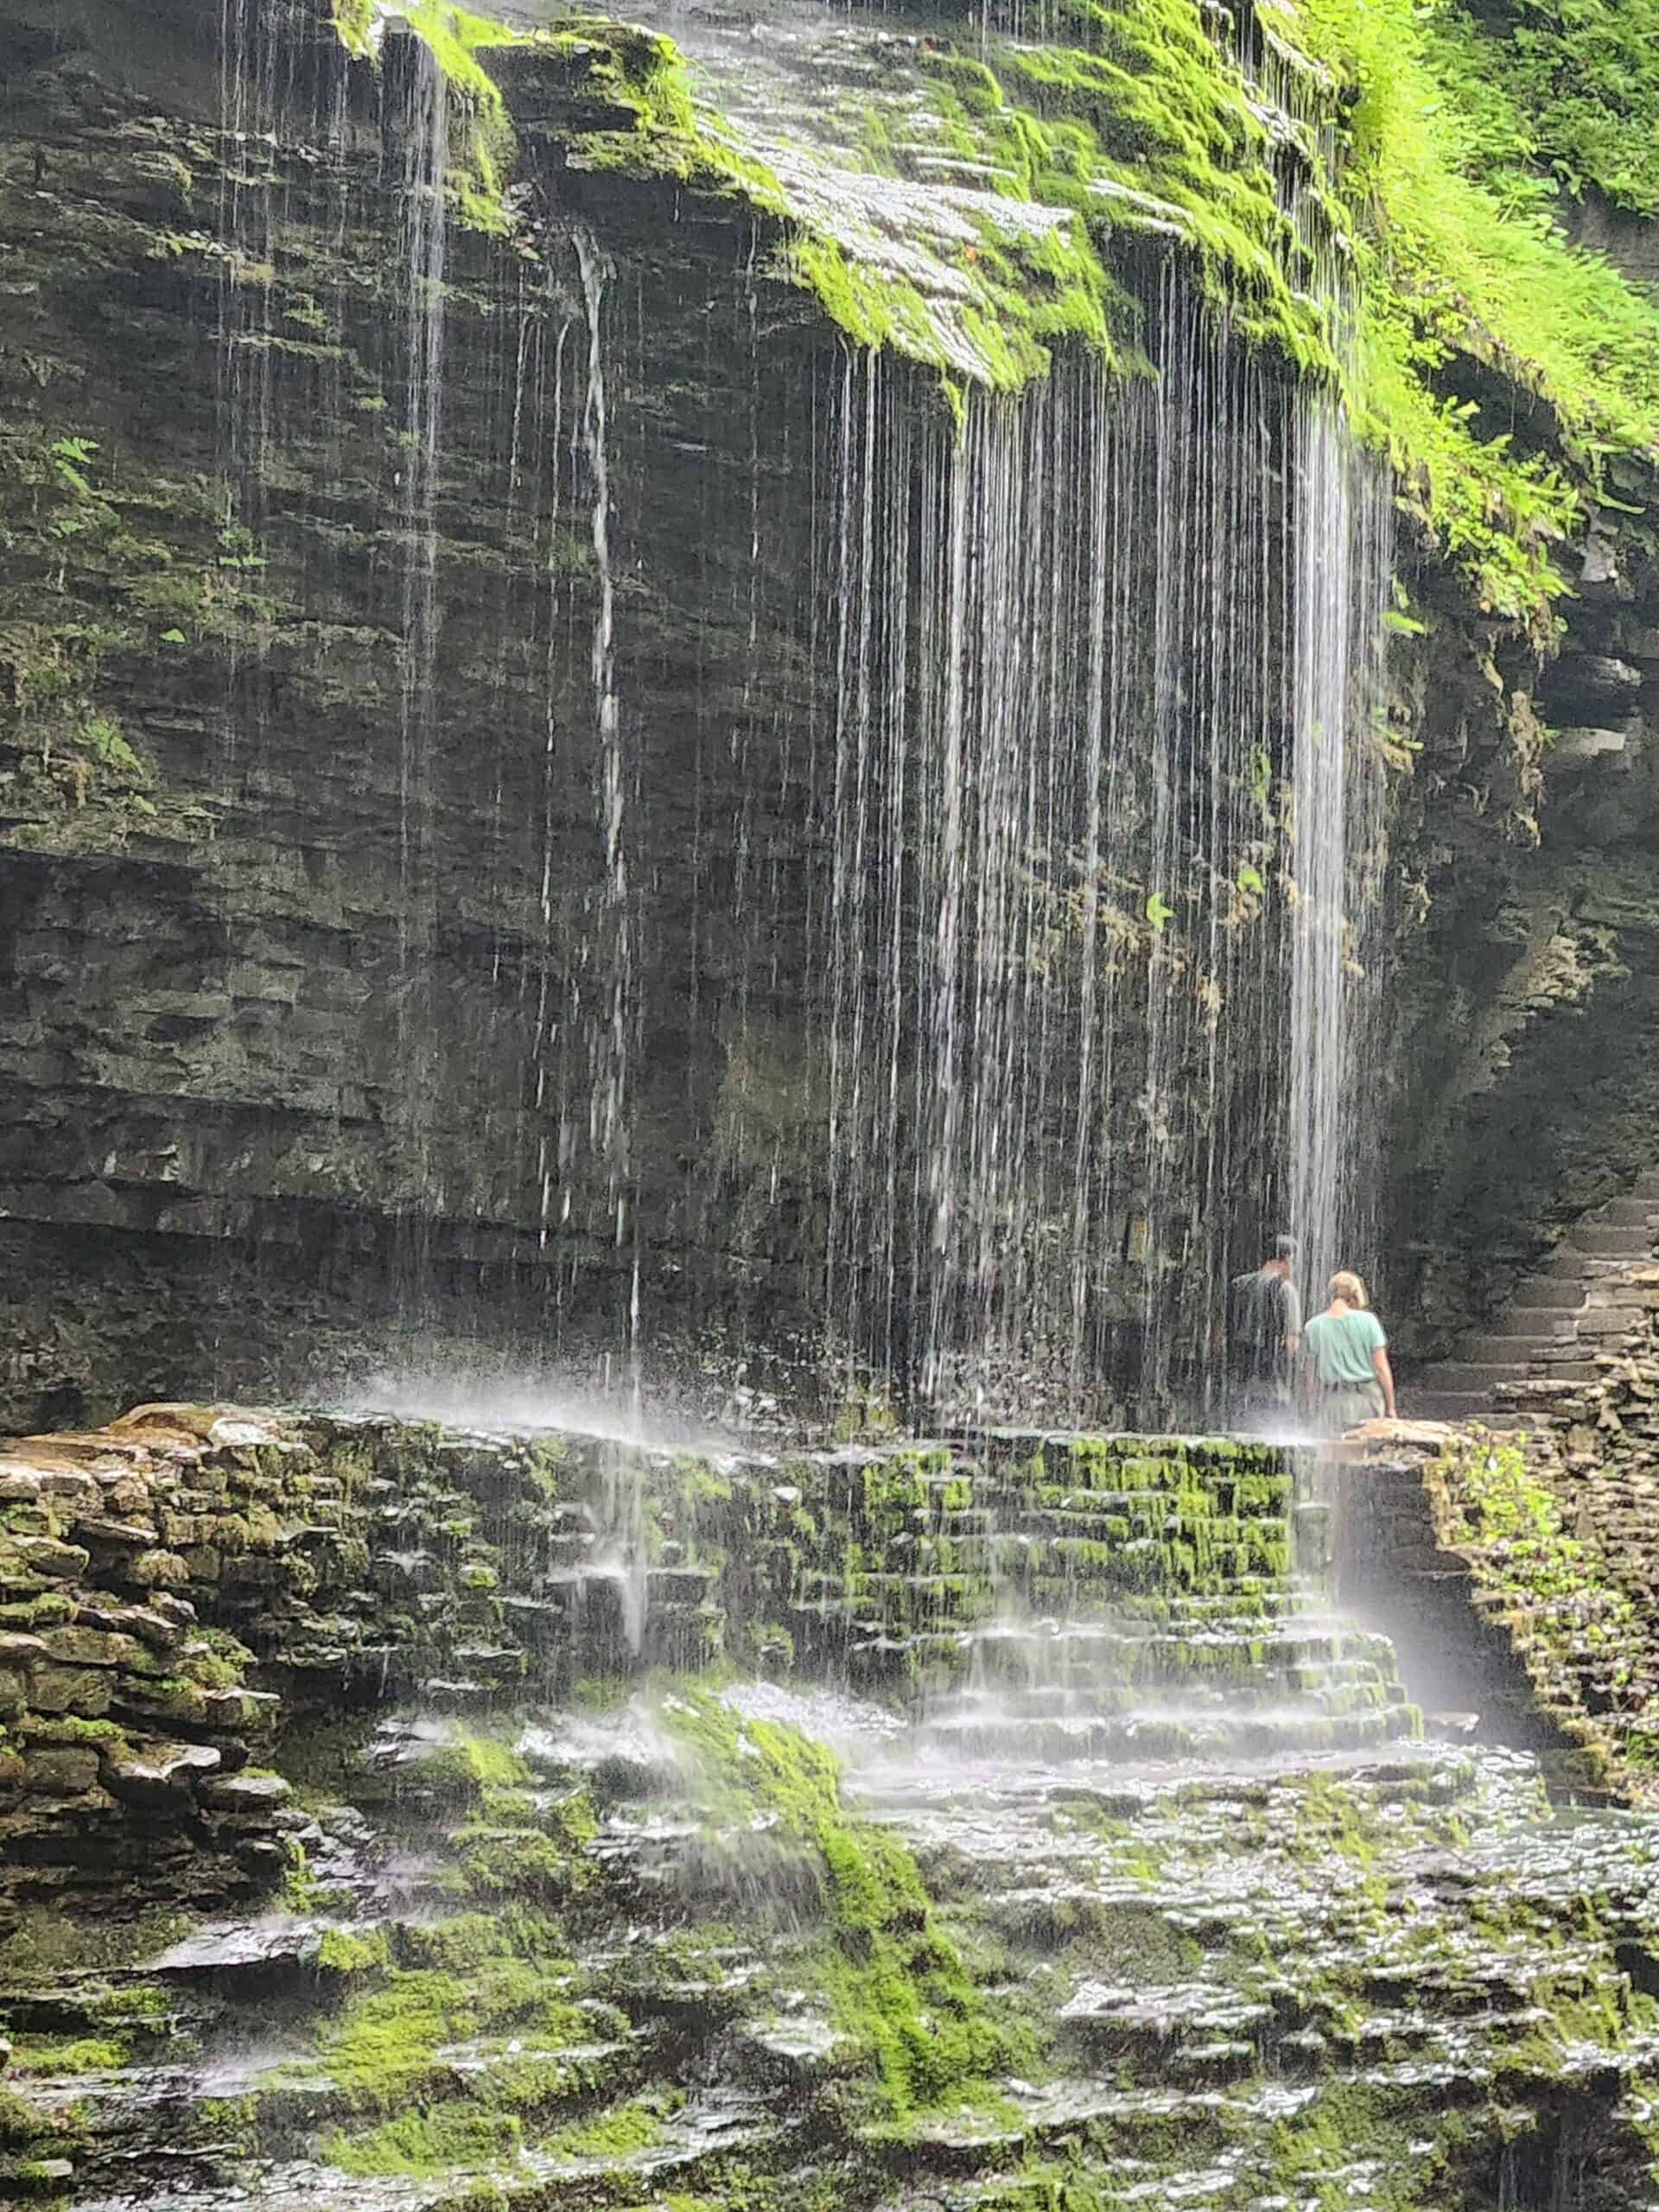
{"left": 1319, "top": 1381, "right": 1385, "bottom": 1434}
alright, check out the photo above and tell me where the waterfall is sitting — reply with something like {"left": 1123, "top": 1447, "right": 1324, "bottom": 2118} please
{"left": 1286, "top": 396, "right": 1393, "bottom": 1304}
{"left": 391, "top": 34, "right": 451, "bottom": 1273}
{"left": 569, "top": 235, "right": 647, "bottom": 1414}
{"left": 819, "top": 273, "right": 1333, "bottom": 1425}
{"left": 205, "top": 8, "right": 1392, "bottom": 1429}
{"left": 1246, "top": 14, "right": 1396, "bottom": 1323}
{"left": 574, "top": 236, "right": 638, "bottom": 1374}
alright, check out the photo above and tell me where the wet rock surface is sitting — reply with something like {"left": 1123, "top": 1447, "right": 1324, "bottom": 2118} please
{"left": 0, "top": 1407, "right": 1656, "bottom": 2206}
{"left": 1344, "top": 1274, "right": 1659, "bottom": 1816}
{"left": 6, "top": 1697, "right": 1659, "bottom": 2208}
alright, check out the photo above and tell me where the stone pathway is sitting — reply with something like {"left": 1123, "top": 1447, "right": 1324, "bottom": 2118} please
{"left": 1408, "top": 1169, "right": 1659, "bottom": 1423}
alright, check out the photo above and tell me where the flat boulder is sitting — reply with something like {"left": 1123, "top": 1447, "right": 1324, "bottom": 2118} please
{"left": 103, "top": 1740, "right": 221, "bottom": 1806}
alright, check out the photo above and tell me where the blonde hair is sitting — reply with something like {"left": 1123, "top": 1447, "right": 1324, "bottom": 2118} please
{"left": 1329, "top": 1270, "right": 1369, "bottom": 1309}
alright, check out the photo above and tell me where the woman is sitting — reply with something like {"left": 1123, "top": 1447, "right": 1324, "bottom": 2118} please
{"left": 1301, "top": 1271, "right": 1397, "bottom": 1433}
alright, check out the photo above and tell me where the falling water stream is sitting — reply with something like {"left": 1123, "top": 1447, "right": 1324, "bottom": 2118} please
{"left": 813, "top": 275, "right": 1382, "bottom": 1423}
{"left": 1287, "top": 399, "right": 1394, "bottom": 1299}
{"left": 209, "top": 0, "right": 1393, "bottom": 1430}
{"left": 391, "top": 33, "right": 451, "bottom": 1262}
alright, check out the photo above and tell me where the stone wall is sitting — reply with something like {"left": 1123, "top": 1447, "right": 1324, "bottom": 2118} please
{"left": 0, "top": 1402, "right": 1329, "bottom": 1929}
{"left": 1338, "top": 1325, "right": 1659, "bottom": 1808}
{"left": 1331, "top": 1433, "right": 1583, "bottom": 1770}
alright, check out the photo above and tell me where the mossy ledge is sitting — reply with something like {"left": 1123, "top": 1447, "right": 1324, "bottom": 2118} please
{"left": 333, "top": 0, "right": 1659, "bottom": 632}
{"left": 1, "top": 1408, "right": 1658, "bottom": 2204}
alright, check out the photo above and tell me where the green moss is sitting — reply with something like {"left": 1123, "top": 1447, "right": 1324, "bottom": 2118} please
{"left": 415, "top": 1732, "right": 530, "bottom": 1797}
{"left": 330, "top": 3, "right": 523, "bottom": 232}
{"left": 317, "top": 1924, "right": 392, "bottom": 1974}
{"left": 321, "top": 0, "right": 1655, "bottom": 632}
{"left": 0, "top": 2082, "right": 54, "bottom": 2150}
{"left": 9, "top": 2035, "right": 130, "bottom": 2076}
{"left": 1430, "top": 1433, "right": 1648, "bottom": 1789}
{"left": 662, "top": 1688, "right": 1027, "bottom": 2119}
{"left": 0, "top": 430, "right": 272, "bottom": 840}
{"left": 453, "top": 1792, "right": 595, "bottom": 1901}
{"left": 549, "top": 2094, "right": 671, "bottom": 2158}
{"left": 321, "top": 2104, "right": 524, "bottom": 2178}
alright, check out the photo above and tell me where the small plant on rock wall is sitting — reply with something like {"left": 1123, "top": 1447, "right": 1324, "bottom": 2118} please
{"left": 0, "top": 423, "right": 273, "bottom": 836}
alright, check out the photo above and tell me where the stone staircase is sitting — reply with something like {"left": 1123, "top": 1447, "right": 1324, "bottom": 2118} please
{"left": 1408, "top": 1171, "right": 1659, "bottom": 1424}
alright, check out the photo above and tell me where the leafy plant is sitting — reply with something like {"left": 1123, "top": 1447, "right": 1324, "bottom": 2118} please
{"left": 48, "top": 435, "right": 99, "bottom": 499}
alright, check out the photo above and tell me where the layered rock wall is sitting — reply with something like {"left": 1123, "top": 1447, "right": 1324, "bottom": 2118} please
{"left": 0, "top": 1401, "right": 1324, "bottom": 1929}
{"left": 1, "top": 0, "right": 1658, "bottom": 1418}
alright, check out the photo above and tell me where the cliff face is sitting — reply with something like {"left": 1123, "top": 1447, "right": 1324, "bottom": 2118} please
{"left": 1383, "top": 513, "right": 1659, "bottom": 1355}
{"left": 0, "top": 1, "right": 853, "bottom": 1424}
{"left": 0, "top": 0, "right": 1656, "bottom": 1426}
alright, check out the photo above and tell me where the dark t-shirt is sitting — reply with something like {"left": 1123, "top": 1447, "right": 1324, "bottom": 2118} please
{"left": 1229, "top": 1268, "right": 1301, "bottom": 1381}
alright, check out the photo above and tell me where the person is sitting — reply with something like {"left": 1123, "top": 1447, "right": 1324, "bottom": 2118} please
{"left": 1228, "top": 1236, "right": 1303, "bottom": 1415}
{"left": 1302, "top": 1270, "right": 1396, "bottom": 1433}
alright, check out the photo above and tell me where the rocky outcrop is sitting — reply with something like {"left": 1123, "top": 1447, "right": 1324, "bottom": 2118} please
{"left": 0, "top": 1407, "right": 1656, "bottom": 2210}
{"left": 0, "top": 1401, "right": 1332, "bottom": 1930}
{"left": 0, "top": 0, "right": 855, "bottom": 1431}
{"left": 1346, "top": 1296, "right": 1659, "bottom": 1808}
{"left": 1381, "top": 486, "right": 1659, "bottom": 1361}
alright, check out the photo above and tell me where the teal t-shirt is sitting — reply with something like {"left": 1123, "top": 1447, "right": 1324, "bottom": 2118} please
{"left": 1304, "top": 1308, "right": 1386, "bottom": 1389}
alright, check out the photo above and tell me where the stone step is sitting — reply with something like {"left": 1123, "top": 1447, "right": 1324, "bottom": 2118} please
{"left": 1499, "top": 1363, "right": 1600, "bottom": 1386}
{"left": 1600, "top": 1198, "right": 1659, "bottom": 1227}
{"left": 1408, "top": 1391, "right": 1498, "bottom": 1420}
{"left": 1541, "top": 1249, "right": 1594, "bottom": 1278}
{"left": 1573, "top": 1226, "right": 1659, "bottom": 1257}
{"left": 1510, "top": 1281, "right": 1588, "bottom": 1311}
{"left": 1416, "top": 1364, "right": 1529, "bottom": 1392}
{"left": 913, "top": 1700, "right": 1412, "bottom": 1764}
{"left": 1576, "top": 1307, "right": 1644, "bottom": 1338}
{"left": 953, "top": 1624, "right": 1384, "bottom": 1684}
{"left": 1454, "top": 1333, "right": 1576, "bottom": 1363}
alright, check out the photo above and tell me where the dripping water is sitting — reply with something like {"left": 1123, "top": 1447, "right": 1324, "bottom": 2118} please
{"left": 574, "top": 232, "right": 640, "bottom": 1421}
{"left": 1285, "top": 395, "right": 1392, "bottom": 1301}
{"left": 391, "top": 34, "right": 451, "bottom": 1293}
{"left": 820, "top": 286, "right": 1320, "bottom": 1427}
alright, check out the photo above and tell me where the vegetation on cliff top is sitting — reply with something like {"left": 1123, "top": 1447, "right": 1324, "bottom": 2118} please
{"left": 328, "top": 0, "right": 1659, "bottom": 632}
{"left": 329, "top": 2, "right": 522, "bottom": 230}
{"left": 1286, "top": 0, "right": 1659, "bottom": 627}
{"left": 1431, "top": 0, "right": 1659, "bottom": 220}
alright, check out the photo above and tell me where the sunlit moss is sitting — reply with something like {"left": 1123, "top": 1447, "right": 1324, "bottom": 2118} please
{"left": 1281, "top": 0, "right": 1659, "bottom": 629}
{"left": 327, "top": 0, "right": 1658, "bottom": 651}
{"left": 663, "top": 1688, "right": 1029, "bottom": 2119}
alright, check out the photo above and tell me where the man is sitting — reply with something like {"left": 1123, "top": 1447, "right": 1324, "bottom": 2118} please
{"left": 1228, "top": 1235, "right": 1302, "bottom": 1417}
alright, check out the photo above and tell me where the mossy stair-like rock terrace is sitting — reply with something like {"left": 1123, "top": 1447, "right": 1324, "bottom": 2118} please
{"left": 0, "top": 1408, "right": 1656, "bottom": 2204}
{"left": 0, "top": 1406, "right": 1382, "bottom": 1934}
